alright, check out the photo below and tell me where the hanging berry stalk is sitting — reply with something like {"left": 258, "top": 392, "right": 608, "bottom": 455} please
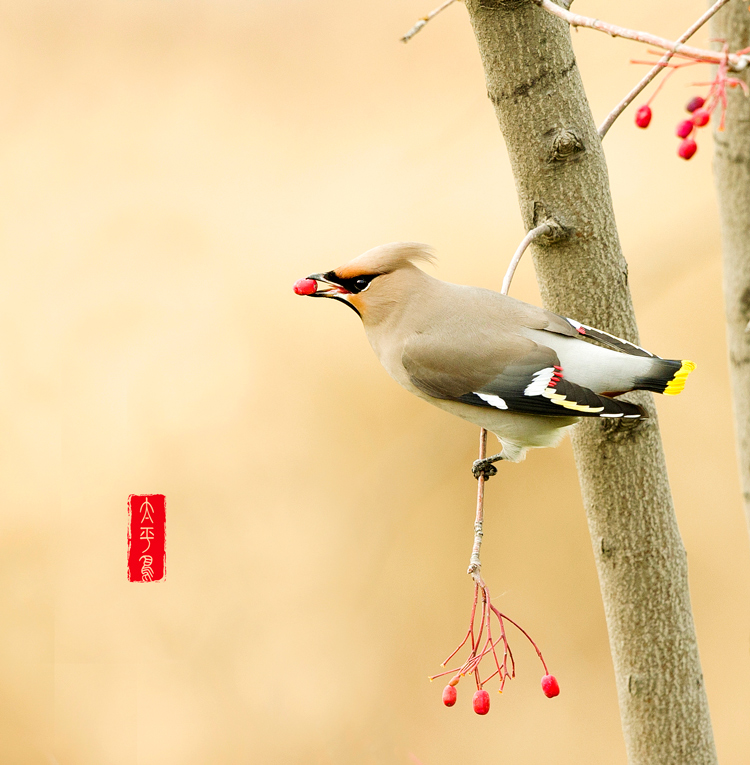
{"left": 429, "top": 580, "right": 559, "bottom": 713}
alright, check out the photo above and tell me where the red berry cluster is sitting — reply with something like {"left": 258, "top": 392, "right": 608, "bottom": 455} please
{"left": 633, "top": 45, "right": 750, "bottom": 160}
{"left": 674, "top": 96, "right": 707, "bottom": 160}
{"left": 432, "top": 583, "right": 560, "bottom": 715}
{"left": 635, "top": 95, "right": 711, "bottom": 160}
{"left": 441, "top": 673, "right": 560, "bottom": 715}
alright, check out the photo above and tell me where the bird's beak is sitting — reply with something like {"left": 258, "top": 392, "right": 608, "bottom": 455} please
{"left": 304, "top": 273, "right": 351, "bottom": 298}
{"left": 293, "top": 273, "right": 361, "bottom": 317}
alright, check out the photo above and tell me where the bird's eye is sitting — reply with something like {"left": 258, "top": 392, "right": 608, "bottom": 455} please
{"left": 354, "top": 277, "right": 370, "bottom": 291}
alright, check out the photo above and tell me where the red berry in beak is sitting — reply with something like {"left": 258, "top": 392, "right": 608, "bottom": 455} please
{"left": 686, "top": 96, "right": 705, "bottom": 113}
{"left": 676, "top": 120, "right": 694, "bottom": 139}
{"left": 472, "top": 689, "right": 490, "bottom": 715}
{"left": 678, "top": 138, "right": 698, "bottom": 160}
{"left": 442, "top": 685, "right": 457, "bottom": 707}
{"left": 541, "top": 674, "right": 560, "bottom": 698}
{"left": 293, "top": 278, "right": 317, "bottom": 296}
{"left": 635, "top": 105, "right": 652, "bottom": 128}
{"left": 691, "top": 109, "right": 710, "bottom": 127}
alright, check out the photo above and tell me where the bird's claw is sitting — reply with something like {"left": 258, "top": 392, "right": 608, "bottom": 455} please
{"left": 472, "top": 454, "right": 503, "bottom": 480}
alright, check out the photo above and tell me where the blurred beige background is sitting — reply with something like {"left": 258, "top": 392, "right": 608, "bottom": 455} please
{"left": 1, "top": 0, "right": 749, "bottom": 763}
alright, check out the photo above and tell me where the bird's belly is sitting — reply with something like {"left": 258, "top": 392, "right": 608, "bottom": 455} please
{"left": 423, "top": 395, "right": 578, "bottom": 446}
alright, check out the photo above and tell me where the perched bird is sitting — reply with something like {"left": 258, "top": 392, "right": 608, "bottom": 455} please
{"left": 294, "top": 242, "right": 694, "bottom": 473}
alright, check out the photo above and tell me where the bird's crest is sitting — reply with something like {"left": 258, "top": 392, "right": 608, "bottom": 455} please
{"left": 336, "top": 241, "right": 436, "bottom": 278}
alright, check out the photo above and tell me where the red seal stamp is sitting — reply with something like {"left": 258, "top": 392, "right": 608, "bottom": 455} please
{"left": 127, "top": 494, "right": 166, "bottom": 582}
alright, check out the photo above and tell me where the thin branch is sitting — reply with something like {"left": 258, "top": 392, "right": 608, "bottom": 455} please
{"left": 501, "top": 222, "right": 552, "bottom": 295}
{"left": 598, "top": 0, "right": 733, "bottom": 138}
{"left": 467, "top": 428, "right": 488, "bottom": 582}
{"left": 401, "top": 0, "right": 459, "bottom": 43}
{"left": 535, "top": 0, "right": 749, "bottom": 70}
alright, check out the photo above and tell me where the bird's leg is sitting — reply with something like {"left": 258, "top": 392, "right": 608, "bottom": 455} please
{"left": 472, "top": 452, "right": 504, "bottom": 480}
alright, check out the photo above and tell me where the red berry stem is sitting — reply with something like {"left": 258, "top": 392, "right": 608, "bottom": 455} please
{"left": 491, "top": 606, "right": 549, "bottom": 676}
{"left": 438, "top": 585, "right": 480, "bottom": 668}
{"left": 642, "top": 58, "right": 684, "bottom": 105}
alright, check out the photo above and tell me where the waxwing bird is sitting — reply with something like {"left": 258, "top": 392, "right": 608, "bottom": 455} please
{"left": 294, "top": 242, "right": 695, "bottom": 473}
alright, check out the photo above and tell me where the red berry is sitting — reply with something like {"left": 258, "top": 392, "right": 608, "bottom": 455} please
{"left": 635, "top": 105, "right": 652, "bottom": 128}
{"left": 676, "top": 119, "right": 694, "bottom": 139}
{"left": 442, "top": 685, "right": 457, "bottom": 707}
{"left": 686, "top": 96, "right": 705, "bottom": 113}
{"left": 472, "top": 689, "right": 490, "bottom": 715}
{"left": 692, "top": 109, "right": 710, "bottom": 127}
{"left": 541, "top": 674, "right": 560, "bottom": 698}
{"left": 678, "top": 138, "right": 698, "bottom": 160}
{"left": 293, "top": 278, "right": 317, "bottom": 296}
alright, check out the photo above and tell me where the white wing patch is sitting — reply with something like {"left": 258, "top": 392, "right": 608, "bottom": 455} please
{"left": 524, "top": 367, "right": 556, "bottom": 396}
{"left": 476, "top": 392, "right": 508, "bottom": 410}
{"left": 524, "top": 366, "right": 605, "bottom": 411}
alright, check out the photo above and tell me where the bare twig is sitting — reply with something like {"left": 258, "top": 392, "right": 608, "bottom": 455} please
{"left": 598, "top": 0, "right": 733, "bottom": 138}
{"left": 468, "top": 428, "right": 488, "bottom": 581}
{"left": 535, "top": 0, "right": 749, "bottom": 70}
{"left": 401, "top": 0, "right": 459, "bottom": 43}
{"left": 501, "top": 222, "right": 552, "bottom": 295}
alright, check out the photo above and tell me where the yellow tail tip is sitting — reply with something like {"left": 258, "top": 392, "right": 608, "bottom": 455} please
{"left": 664, "top": 360, "right": 696, "bottom": 396}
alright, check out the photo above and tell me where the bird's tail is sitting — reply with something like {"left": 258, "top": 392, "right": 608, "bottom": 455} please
{"left": 635, "top": 359, "right": 696, "bottom": 396}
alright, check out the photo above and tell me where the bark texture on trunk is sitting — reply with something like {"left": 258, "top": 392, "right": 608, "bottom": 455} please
{"left": 712, "top": 0, "right": 750, "bottom": 536}
{"left": 463, "top": 2, "right": 717, "bottom": 763}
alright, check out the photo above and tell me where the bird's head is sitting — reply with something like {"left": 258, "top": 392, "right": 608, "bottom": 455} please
{"left": 293, "top": 242, "right": 435, "bottom": 323}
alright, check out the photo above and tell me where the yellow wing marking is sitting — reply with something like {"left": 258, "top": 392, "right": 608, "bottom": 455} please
{"left": 542, "top": 387, "right": 604, "bottom": 413}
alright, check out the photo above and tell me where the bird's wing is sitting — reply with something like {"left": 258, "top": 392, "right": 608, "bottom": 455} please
{"left": 402, "top": 330, "right": 646, "bottom": 419}
{"left": 509, "top": 297, "right": 657, "bottom": 359}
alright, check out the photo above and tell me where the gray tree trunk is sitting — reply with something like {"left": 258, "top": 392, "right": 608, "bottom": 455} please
{"left": 462, "top": 2, "right": 717, "bottom": 763}
{"left": 712, "top": 0, "right": 750, "bottom": 536}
